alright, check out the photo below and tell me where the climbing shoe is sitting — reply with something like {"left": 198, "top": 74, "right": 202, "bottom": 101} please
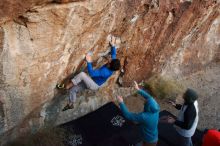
{"left": 56, "top": 83, "right": 65, "bottom": 89}
{"left": 62, "top": 104, "right": 74, "bottom": 111}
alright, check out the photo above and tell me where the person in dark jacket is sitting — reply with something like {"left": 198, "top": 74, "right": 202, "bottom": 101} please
{"left": 59, "top": 36, "right": 121, "bottom": 111}
{"left": 167, "top": 88, "right": 199, "bottom": 146}
{"left": 116, "top": 81, "right": 160, "bottom": 146}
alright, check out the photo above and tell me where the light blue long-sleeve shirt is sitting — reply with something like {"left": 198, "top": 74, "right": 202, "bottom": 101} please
{"left": 119, "top": 89, "right": 160, "bottom": 143}
{"left": 87, "top": 46, "right": 116, "bottom": 86}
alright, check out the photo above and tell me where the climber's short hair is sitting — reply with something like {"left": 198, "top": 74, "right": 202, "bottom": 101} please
{"left": 109, "top": 59, "right": 121, "bottom": 71}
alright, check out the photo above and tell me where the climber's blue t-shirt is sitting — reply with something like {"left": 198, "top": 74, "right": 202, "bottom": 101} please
{"left": 87, "top": 46, "right": 116, "bottom": 86}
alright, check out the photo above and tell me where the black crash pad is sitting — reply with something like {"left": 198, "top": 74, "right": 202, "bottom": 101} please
{"left": 59, "top": 103, "right": 203, "bottom": 146}
{"left": 158, "top": 110, "right": 203, "bottom": 146}
{"left": 59, "top": 102, "right": 142, "bottom": 146}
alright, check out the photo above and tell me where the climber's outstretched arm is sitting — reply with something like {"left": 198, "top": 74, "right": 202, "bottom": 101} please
{"left": 134, "top": 81, "right": 153, "bottom": 100}
{"left": 110, "top": 36, "right": 117, "bottom": 59}
{"left": 86, "top": 53, "right": 111, "bottom": 78}
{"left": 117, "top": 96, "right": 145, "bottom": 123}
{"left": 137, "top": 89, "right": 153, "bottom": 100}
{"left": 111, "top": 46, "right": 117, "bottom": 59}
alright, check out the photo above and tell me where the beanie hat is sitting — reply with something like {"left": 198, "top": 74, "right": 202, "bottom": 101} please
{"left": 184, "top": 88, "right": 198, "bottom": 104}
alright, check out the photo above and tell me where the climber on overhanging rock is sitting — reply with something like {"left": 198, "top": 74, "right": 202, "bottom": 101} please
{"left": 57, "top": 36, "right": 121, "bottom": 111}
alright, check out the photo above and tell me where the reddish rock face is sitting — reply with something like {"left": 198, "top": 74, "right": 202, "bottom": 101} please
{"left": 0, "top": 0, "right": 51, "bottom": 24}
{"left": 0, "top": 0, "right": 87, "bottom": 24}
{"left": 116, "top": 0, "right": 220, "bottom": 85}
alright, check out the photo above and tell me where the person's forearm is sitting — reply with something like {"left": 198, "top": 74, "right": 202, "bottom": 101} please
{"left": 87, "top": 62, "right": 93, "bottom": 70}
{"left": 119, "top": 102, "right": 133, "bottom": 120}
{"left": 119, "top": 102, "right": 129, "bottom": 114}
{"left": 137, "top": 89, "right": 152, "bottom": 100}
{"left": 119, "top": 102, "right": 144, "bottom": 122}
{"left": 111, "top": 46, "right": 116, "bottom": 59}
{"left": 174, "top": 120, "right": 185, "bottom": 128}
{"left": 175, "top": 109, "right": 196, "bottom": 130}
{"left": 87, "top": 62, "right": 95, "bottom": 76}
{"left": 175, "top": 120, "right": 193, "bottom": 130}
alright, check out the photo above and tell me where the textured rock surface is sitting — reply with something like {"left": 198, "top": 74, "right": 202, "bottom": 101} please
{"left": 0, "top": 0, "right": 85, "bottom": 25}
{"left": 119, "top": 0, "right": 220, "bottom": 85}
{"left": 0, "top": 0, "right": 219, "bottom": 144}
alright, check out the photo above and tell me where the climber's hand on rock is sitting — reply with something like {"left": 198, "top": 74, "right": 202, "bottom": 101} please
{"left": 109, "top": 35, "right": 116, "bottom": 46}
{"left": 116, "top": 95, "right": 123, "bottom": 103}
{"left": 86, "top": 53, "right": 92, "bottom": 62}
{"left": 134, "top": 81, "right": 140, "bottom": 90}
